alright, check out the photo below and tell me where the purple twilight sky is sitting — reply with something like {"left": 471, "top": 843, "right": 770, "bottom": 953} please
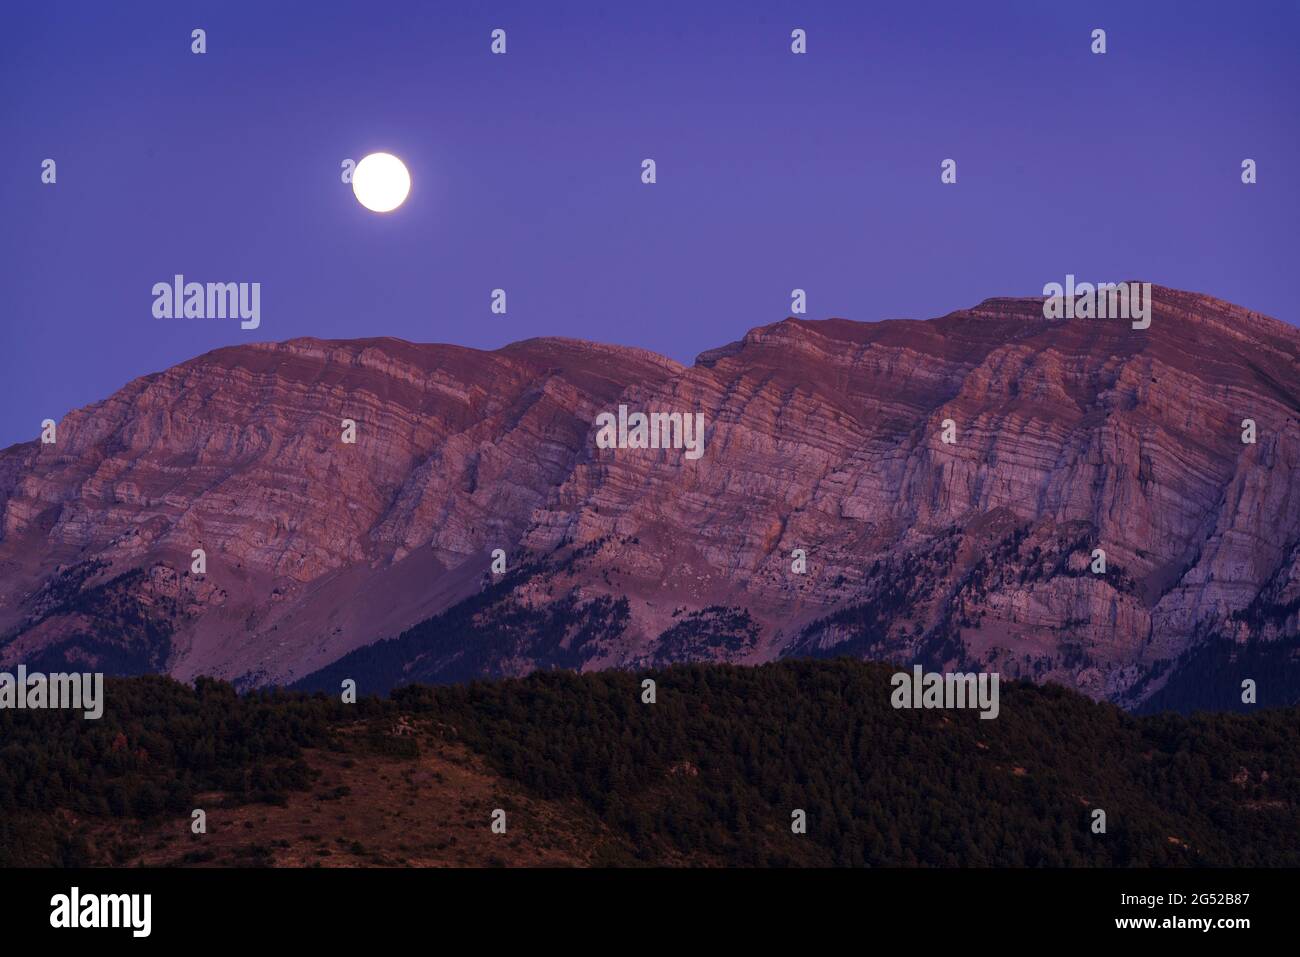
{"left": 2, "top": 0, "right": 1297, "bottom": 448}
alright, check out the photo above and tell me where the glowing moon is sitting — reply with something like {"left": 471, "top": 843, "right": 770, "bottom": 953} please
{"left": 352, "top": 152, "right": 411, "bottom": 212}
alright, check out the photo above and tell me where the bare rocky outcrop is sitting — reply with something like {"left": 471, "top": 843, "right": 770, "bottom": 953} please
{"left": 1, "top": 287, "right": 1297, "bottom": 705}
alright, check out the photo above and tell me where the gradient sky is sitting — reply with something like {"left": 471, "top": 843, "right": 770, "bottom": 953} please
{"left": 2, "top": 0, "right": 1297, "bottom": 448}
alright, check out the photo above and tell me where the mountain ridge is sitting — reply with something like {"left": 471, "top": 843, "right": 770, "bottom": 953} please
{"left": 2, "top": 284, "right": 1297, "bottom": 709}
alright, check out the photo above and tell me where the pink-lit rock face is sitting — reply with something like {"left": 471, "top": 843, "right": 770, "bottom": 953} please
{"left": 1, "top": 285, "right": 1297, "bottom": 705}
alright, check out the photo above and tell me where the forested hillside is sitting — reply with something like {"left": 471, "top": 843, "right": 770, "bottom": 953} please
{"left": 2, "top": 661, "right": 1297, "bottom": 867}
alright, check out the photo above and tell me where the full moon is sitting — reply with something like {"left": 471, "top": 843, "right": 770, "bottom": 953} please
{"left": 352, "top": 152, "right": 411, "bottom": 212}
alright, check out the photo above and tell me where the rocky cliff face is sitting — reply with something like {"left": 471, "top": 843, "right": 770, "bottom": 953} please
{"left": 2, "top": 286, "right": 1297, "bottom": 708}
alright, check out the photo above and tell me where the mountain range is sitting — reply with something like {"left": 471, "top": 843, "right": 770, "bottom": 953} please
{"left": 2, "top": 285, "right": 1297, "bottom": 710}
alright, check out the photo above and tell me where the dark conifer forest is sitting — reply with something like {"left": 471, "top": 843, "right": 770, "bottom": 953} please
{"left": 2, "top": 660, "right": 1297, "bottom": 867}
